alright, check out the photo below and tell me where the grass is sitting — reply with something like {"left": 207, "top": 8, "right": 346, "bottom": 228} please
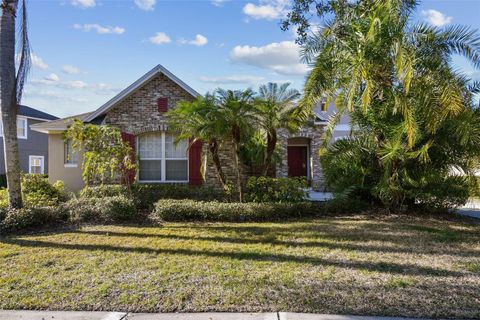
{"left": 0, "top": 215, "right": 479, "bottom": 318}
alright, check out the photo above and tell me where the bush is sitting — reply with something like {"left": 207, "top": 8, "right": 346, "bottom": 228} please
{"left": 151, "top": 199, "right": 325, "bottom": 222}
{"left": 0, "top": 175, "right": 69, "bottom": 209}
{"left": 65, "top": 195, "right": 137, "bottom": 223}
{"left": 0, "top": 174, "right": 6, "bottom": 188}
{"left": 0, "top": 206, "right": 68, "bottom": 234}
{"left": 80, "top": 184, "right": 129, "bottom": 198}
{"left": 245, "top": 176, "right": 307, "bottom": 203}
{"left": 81, "top": 184, "right": 227, "bottom": 211}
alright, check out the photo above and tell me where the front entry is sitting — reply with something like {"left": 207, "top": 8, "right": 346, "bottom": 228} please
{"left": 287, "top": 146, "right": 308, "bottom": 178}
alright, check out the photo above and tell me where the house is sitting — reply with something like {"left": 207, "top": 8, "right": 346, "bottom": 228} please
{"left": 31, "top": 65, "right": 347, "bottom": 192}
{"left": 0, "top": 105, "right": 58, "bottom": 177}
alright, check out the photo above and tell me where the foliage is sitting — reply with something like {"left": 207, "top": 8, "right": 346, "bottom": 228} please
{"left": 65, "top": 196, "right": 137, "bottom": 223}
{"left": 0, "top": 206, "right": 68, "bottom": 234}
{"left": 245, "top": 176, "right": 307, "bottom": 203}
{"left": 151, "top": 199, "right": 324, "bottom": 222}
{"left": 63, "top": 120, "right": 137, "bottom": 186}
{"left": 167, "top": 94, "right": 230, "bottom": 190}
{"left": 253, "top": 82, "right": 301, "bottom": 175}
{"left": 283, "top": 0, "right": 480, "bottom": 209}
{"left": 168, "top": 83, "right": 305, "bottom": 200}
{"left": 80, "top": 184, "right": 228, "bottom": 211}
{"left": 0, "top": 174, "right": 68, "bottom": 209}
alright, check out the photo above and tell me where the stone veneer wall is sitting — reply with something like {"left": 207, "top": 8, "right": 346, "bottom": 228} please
{"left": 276, "top": 123, "right": 325, "bottom": 191}
{"left": 102, "top": 72, "right": 326, "bottom": 190}
{"left": 104, "top": 73, "right": 194, "bottom": 135}
{"left": 103, "top": 73, "right": 239, "bottom": 187}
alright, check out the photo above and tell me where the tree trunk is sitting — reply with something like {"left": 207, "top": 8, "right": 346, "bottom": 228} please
{"left": 262, "top": 129, "right": 277, "bottom": 176}
{"left": 208, "top": 138, "right": 228, "bottom": 189}
{"left": 231, "top": 125, "right": 244, "bottom": 202}
{"left": 0, "top": 0, "right": 23, "bottom": 209}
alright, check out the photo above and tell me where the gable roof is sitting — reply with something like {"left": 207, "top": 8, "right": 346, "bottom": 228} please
{"left": 30, "top": 112, "right": 92, "bottom": 134}
{"left": 84, "top": 64, "right": 200, "bottom": 123}
{"left": 18, "top": 105, "right": 58, "bottom": 121}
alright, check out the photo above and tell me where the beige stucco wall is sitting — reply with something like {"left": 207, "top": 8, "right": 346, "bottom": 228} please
{"left": 48, "top": 133, "right": 85, "bottom": 192}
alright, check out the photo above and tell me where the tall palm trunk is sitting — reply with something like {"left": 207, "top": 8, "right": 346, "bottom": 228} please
{"left": 0, "top": 0, "right": 23, "bottom": 208}
{"left": 263, "top": 129, "right": 277, "bottom": 176}
{"left": 231, "top": 125, "right": 244, "bottom": 202}
{"left": 208, "top": 138, "right": 228, "bottom": 189}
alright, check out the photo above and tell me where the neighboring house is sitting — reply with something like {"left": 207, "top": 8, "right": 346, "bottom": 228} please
{"left": 31, "top": 65, "right": 347, "bottom": 191}
{"left": 0, "top": 105, "right": 58, "bottom": 176}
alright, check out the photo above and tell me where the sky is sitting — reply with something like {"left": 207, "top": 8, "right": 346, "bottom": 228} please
{"left": 20, "top": 0, "right": 480, "bottom": 118}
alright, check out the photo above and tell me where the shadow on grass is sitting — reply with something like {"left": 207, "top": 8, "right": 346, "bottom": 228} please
{"left": 71, "top": 229, "right": 480, "bottom": 258}
{"left": 0, "top": 237, "right": 464, "bottom": 277}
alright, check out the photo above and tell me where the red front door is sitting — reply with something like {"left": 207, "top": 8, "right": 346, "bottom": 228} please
{"left": 288, "top": 146, "right": 308, "bottom": 178}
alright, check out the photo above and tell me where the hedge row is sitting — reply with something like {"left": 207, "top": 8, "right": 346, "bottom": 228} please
{"left": 0, "top": 195, "right": 136, "bottom": 234}
{"left": 151, "top": 199, "right": 325, "bottom": 222}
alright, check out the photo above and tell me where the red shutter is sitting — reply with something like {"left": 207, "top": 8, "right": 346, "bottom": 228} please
{"left": 189, "top": 140, "right": 203, "bottom": 186}
{"left": 157, "top": 97, "right": 168, "bottom": 113}
{"left": 121, "top": 132, "right": 136, "bottom": 185}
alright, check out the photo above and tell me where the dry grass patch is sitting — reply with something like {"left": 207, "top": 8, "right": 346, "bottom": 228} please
{"left": 0, "top": 214, "right": 479, "bottom": 318}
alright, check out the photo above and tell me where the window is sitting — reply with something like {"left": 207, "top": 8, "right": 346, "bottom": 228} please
{"left": 17, "top": 118, "right": 27, "bottom": 139}
{"left": 0, "top": 117, "right": 28, "bottom": 139}
{"left": 64, "top": 139, "right": 78, "bottom": 166}
{"left": 29, "top": 156, "right": 44, "bottom": 174}
{"left": 138, "top": 132, "right": 188, "bottom": 182}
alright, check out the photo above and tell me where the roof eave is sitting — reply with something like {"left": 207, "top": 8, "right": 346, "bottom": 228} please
{"left": 84, "top": 64, "right": 200, "bottom": 123}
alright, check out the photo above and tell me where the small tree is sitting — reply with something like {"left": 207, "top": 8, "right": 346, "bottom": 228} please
{"left": 215, "top": 89, "right": 256, "bottom": 202}
{"left": 166, "top": 94, "right": 230, "bottom": 191}
{"left": 254, "top": 82, "right": 301, "bottom": 175}
{"left": 64, "top": 120, "right": 137, "bottom": 187}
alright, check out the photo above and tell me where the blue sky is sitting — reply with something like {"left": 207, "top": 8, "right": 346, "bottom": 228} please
{"left": 22, "top": 0, "right": 480, "bottom": 118}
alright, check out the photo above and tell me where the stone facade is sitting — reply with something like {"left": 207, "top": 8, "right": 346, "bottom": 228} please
{"left": 102, "top": 72, "right": 326, "bottom": 190}
{"left": 276, "top": 123, "right": 325, "bottom": 191}
{"left": 104, "top": 73, "right": 194, "bottom": 135}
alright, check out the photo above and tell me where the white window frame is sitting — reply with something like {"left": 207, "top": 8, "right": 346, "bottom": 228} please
{"left": 64, "top": 139, "right": 78, "bottom": 168}
{"left": 0, "top": 116, "right": 28, "bottom": 139}
{"left": 29, "top": 155, "right": 44, "bottom": 174}
{"left": 137, "top": 131, "right": 189, "bottom": 183}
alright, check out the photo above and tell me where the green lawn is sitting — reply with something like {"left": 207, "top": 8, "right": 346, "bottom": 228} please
{"left": 0, "top": 215, "right": 479, "bottom": 318}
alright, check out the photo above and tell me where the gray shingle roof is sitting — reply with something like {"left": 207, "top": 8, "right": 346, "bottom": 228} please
{"left": 18, "top": 105, "right": 59, "bottom": 121}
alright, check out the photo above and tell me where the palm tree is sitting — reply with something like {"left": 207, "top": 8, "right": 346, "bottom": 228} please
{"left": 0, "top": 0, "right": 30, "bottom": 208}
{"left": 166, "top": 94, "right": 229, "bottom": 190}
{"left": 254, "top": 82, "right": 301, "bottom": 176}
{"left": 284, "top": 0, "right": 480, "bottom": 208}
{"left": 214, "top": 88, "right": 255, "bottom": 202}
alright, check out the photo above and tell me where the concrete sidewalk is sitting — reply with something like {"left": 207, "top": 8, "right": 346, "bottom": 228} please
{"left": 0, "top": 311, "right": 432, "bottom": 320}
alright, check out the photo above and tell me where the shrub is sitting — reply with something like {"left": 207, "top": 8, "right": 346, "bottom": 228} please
{"left": 80, "top": 184, "right": 129, "bottom": 199}
{"left": 22, "top": 174, "right": 69, "bottom": 207}
{"left": 151, "top": 199, "right": 324, "bottom": 222}
{"left": 0, "top": 175, "right": 69, "bottom": 209}
{"left": 80, "top": 184, "right": 226, "bottom": 211}
{"left": 0, "top": 206, "right": 68, "bottom": 234}
{"left": 65, "top": 195, "right": 137, "bottom": 223}
{"left": 245, "top": 176, "right": 307, "bottom": 203}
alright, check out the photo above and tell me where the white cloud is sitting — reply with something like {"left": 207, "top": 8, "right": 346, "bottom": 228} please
{"left": 211, "top": 0, "right": 228, "bottom": 7}
{"left": 179, "top": 34, "right": 208, "bottom": 46}
{"left": 148, "top": 32, "right": 171, "bottom": 45}
{"left": 243, "top": 0, "right": 288, "bottom": 20}
{"left": 73, "top": 24, "right": 125, "bottom": 35}
{"left": 71, "top": 0, "right": 96, "bottom": 8}
{"left": 134, "top": 0, "right": 156, "bottom": 11}
{"left": 44, "top": 73, "right": 60, "bottom": 82}
{"left": 28, "top": 54, "right": 48, "bottom": 70}
{"left": 27, "top": 90, "right": 89, "bottom": 103}
{"left": 422, "top": 9, "right": 453, "bottom": 27}
{"left": 62, "top": 65, "right": 82, "bottom": 75}
{"left": 230, "top": 41, "right": 310, "bottom": 76}
{"left": 200, "top": 75, "right": 265, "bottom": 85}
